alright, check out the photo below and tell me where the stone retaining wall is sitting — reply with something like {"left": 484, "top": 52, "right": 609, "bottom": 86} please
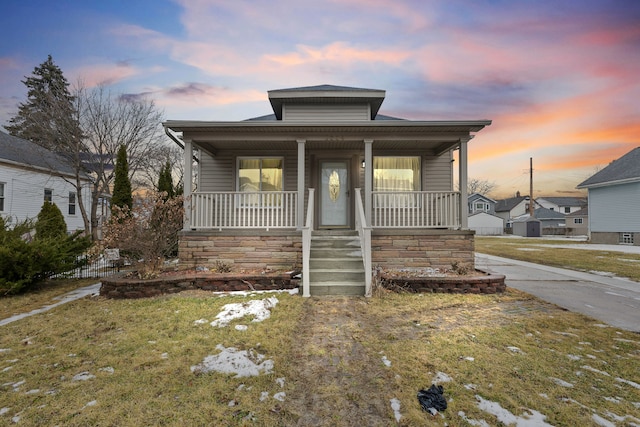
{"left": 101, "top": 273, "right": 298, "bottom": 299}
{"left": 379, "top": 270, "right": 506, "bottom": 294}
{"left": 178, "top": 230, "right": 302, "bottom": 271}
{"left": 372, "top": 229, "right": 475, "bottom": 271}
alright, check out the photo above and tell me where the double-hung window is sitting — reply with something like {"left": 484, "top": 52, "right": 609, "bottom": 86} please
{"left": 0, "top": 182, "right": 5, "bottom": 211}
{"left": 237, "top": 158, "right": 283, "bottom": 206}
{"left": 44, "top": 188, "right": 53, "bottom": 202}
{"left": 373, "top": 157, "right": 420, "bottom": 207}
{"left": 68, "top": 192, "right": 76, "bottom": 215}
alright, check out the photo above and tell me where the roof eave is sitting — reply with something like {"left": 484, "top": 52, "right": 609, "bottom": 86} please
{"left": 577, "top": 176, "right": 640, "bottom": 189}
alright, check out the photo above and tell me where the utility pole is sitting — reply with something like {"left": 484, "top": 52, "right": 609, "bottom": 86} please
{"left": 529, "top": 157, "right": 535, "bottom": 217}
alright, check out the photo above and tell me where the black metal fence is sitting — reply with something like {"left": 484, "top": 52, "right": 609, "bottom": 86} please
{"left": 52, "top": 254, "right": 123, "bottom": 279}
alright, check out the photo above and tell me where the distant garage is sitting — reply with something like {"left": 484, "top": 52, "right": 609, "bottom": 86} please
{"left": 468, "top": 212, "right": 503, "bottom": 235}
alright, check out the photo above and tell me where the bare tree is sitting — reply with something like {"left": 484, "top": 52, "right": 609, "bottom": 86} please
{"left": 467, "top": 178, "right": 497, "bottom": 196}
{"left": 78, "top": 84, "right": 165, "bottom": 240}
{"left": 136, "top": 141, "right": 184, "bottom": 192}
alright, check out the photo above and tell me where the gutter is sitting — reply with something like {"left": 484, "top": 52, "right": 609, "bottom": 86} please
{"left": 164, "top": 125, "right": 199, "bottom": 163}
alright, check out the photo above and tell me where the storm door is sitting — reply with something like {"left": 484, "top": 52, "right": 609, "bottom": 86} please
{"left": 319, "top": 160, "right": 350, "bottom": 228}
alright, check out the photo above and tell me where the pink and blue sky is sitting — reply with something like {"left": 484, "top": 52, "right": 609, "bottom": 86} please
{"left": 1, "top": 0, "right": 638, "bottom": 198}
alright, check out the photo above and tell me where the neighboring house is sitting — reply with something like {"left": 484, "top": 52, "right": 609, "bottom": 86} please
{"left": 468, "top": 211, "right": 503, "bottom": 236}
{"left": 565, "top": 207, "right": 588, "bottom": 237}
{"left": 577, "top": 147, "right": 640, "bottom": 245}
{"left": 512, "top": 208, "right": 565, "bottom": 236}
{"left": 0, "top": 131, "right": 91, "bottom": 233}
{"left": 536, "top": 196, "right": 586, "bottom": 214}
{"left": 163, "top": 84, "right": 491, "bottom": 296}
{"left": 494, "top": 192, "right": 539, "bottom": 228}
{"left": 468, "top": 193, "right": 496, "bottom": 215}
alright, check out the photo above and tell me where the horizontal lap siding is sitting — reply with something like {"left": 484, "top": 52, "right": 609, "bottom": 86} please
{"left": 423, "top": 152, "right": 453, "bottom": 191}
{"left": 283, "top": 104, "right": 370, "bottom": 121}
{"left": 590, "top": 183, "right": 640, "bottom": 232}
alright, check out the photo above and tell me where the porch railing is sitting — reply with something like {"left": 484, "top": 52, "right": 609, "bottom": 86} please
{"left": 191, "top": 191, "right": 298, "bottom": 229}
{"left": 302, "top": 188, "right": 314, "bottom": 298}
{"left": 355, "top": 188, "right": 372, "bottom": 297}
{"left": 371, "top": 191, "right": 461, "bottom": 228}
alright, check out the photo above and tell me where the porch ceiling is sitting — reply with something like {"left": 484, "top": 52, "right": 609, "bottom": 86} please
{"left": 163, "top": 120, "right": 491, "bottom": 155}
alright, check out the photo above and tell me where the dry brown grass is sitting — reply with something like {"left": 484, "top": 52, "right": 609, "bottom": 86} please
{"left": 2, "top": 281, "right": 639, "bottom": 426}
{"left": 475, "top": 236, "right": 640, "bottom": 281}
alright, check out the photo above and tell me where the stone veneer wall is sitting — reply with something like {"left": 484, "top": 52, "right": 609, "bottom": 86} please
{"left": 178, "top": 229, "right": 302, "bottom": 271}
{"left": 371, "top": 229, "right": 475, "bottom": 271}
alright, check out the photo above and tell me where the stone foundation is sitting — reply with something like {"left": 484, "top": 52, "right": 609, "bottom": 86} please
{"left": 371, "top": 229, "right": 475, "bottom": 271}
{"left": 178, "top": 229, "right": 302, "bottom": 271}
{"left": 101, "top": 273, "right": 298, "bottom": 299}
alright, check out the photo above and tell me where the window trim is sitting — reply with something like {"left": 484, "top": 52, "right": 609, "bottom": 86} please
{"left": 573, "top": 218, "right": 583, "bottom": 225}
{"left": 620, "top": 232, "right": 634, "bottom": 245}
{"left": 68, "top": 191, "right": 76, "bottom": 216}
{"left": 0, "top": 182, "right": 5, "bottom": 212}
{"left": 236, "top": 157, "right": 284, "bottom": 207}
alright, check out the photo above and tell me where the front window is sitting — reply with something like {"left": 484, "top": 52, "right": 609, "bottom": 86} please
{"left": 564, "top": 207, "right": 571, "bottom": 213}
{"left": 237, "top": 158, "right": 283, "bottom": 205}
{"left": 44, "top": 188, "right": 53, "bottom": 202}
{"left": 68, "top": 192, "right": 76, "bottom": 215}
{"left": 373, "top": 157, "right": 420, "bottom": 192}
{"left": 573, "top": 218, "right": 583, "bottom": 225}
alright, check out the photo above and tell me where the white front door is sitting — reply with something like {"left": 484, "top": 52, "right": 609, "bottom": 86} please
{"left": 319, "top": 160, "right": 350, "bottom": 228}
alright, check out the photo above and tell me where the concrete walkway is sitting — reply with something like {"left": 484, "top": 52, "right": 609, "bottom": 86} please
{"left": 476, "top": 253, "right": 640, "bottom": 332}
{"left": 0, "top": 283, "right": 101, "bottom": 327}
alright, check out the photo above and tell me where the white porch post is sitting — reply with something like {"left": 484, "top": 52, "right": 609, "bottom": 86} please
{"left": 459, "top": 138, "right": 469, "bottom": 229}
{"left": 183, "top": 138, "right": 193, "bottom": 230}
{"left": 297, "top": 139, "right": 306, "bottom": 229}
{"left": 364, "top": 139, "right": 373, "bottom": 223}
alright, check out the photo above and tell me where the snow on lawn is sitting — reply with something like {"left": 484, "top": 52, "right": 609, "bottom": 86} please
{"left": 475, "top": 395, "right": 554, "bottom": 426}
{"left": 209, "top": 296, "right": 279, "bottom": 328}
{"left": 191, "top": 344, "right": 274, "bottom": 377}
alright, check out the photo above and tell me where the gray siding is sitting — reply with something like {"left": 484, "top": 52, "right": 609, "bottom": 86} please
{"left": 283, "top": 104, "right": 370, "bottom": 122}
{"left": 423, "top": 152, "right": 453, "bottom": 191}
{"left": 589, "top": 182, "right": 640, "bottom": 232}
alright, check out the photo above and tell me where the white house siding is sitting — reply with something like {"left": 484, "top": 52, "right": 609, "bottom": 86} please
{"left": 283, "top": 104, "right": 370, "bottom": 122}
{"left": 0, "top": 164, "right": 91, "bottom": 232}
{"left": 468, "top": 212, "right": 503, "bottom": 235}
{"left": 589, "top": 182, "right": 640, "bottom": 232}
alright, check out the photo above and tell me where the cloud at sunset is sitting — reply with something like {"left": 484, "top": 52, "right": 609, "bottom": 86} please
{"left": 0, "top": 0, "right": 638, "bottom": 197}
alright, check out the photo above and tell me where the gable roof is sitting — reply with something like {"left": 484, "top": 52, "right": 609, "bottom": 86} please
{"left": 577, "top": 147, "right": 640, "bottom": 189}
{"left": 537, "top": 196, "right": 586, "bottom": 207}
{"left": 566, "top": 206, "right": 588, "bottom": 217}
{"left": 0, "top": 130, "right": 76, "bottom": 176}
{"left": 468, "top": 193, "right": 497, "bottom": 203}
{"left": 495, "top": 196, "right": 528, "bottom": 212}
{"left": 267, "top": 84, "right": 386, "bottom": 120}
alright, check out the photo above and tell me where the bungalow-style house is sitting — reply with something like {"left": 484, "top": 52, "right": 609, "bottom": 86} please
{"left": 163, "top": 85, "right": 491, "bottom": 296}
{"left": 565, "top": 207, "right": 588, "bottom": 237}
{"left": 468, "top": 193, "right": 496, "bottom": 215}
{"left": 494, "top": 192, "right": 540, "bottom": 230}
{"left": 577, "top": 147, "right": 640, "bottom": 245}
{"left": 536, "top": 196, "right": 586, "bottom": 214}
{"left": 0, "top": 131, "right": 91, "bottom": 233}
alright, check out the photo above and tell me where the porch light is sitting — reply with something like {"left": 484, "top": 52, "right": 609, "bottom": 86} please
{"left": 361, "top": 160, "right": 365, "bottom": 168}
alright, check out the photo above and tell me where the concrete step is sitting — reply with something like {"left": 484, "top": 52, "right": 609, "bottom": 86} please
{"left": 309, "top": 282, "right": 365, "bottom": 296}
{"left": 309, "top": 269, "right": 365, "bottom": 283}
{"left": 310, "top": 258, "right": 364, "bottom": 270}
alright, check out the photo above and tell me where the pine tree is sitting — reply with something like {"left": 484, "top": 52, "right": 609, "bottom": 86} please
{"left": 111, "top": 145, "right": 133, "bottom": 211}
{"left": 157, "top": 161, "right": 175, "bottom": 199}
{"left": 6, "top": 55, "right": 80, "bottom": 150}
{"left": 35, "top": 201, "right": 67, "bottom": 239}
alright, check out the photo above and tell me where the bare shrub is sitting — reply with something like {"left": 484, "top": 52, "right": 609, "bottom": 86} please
{"left": 103, "top": 191, "right": 183, "bottom": 279}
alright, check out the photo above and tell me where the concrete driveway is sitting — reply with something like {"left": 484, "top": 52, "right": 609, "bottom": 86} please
{"left": 476, "top": 253, "right": 640, "bottom": 332}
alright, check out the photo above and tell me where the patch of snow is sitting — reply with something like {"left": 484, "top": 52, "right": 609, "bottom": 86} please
{"left": 614, "top": 338, "right": 639, "bottom": 343}
{"left": 210, "top": 297, "right": 278, "bottom": 328}
{"left": 273, "top": 392, "right": 286, "bottom": 401}
{"left": 582, "top": 365, "right": 610, "bottom": 377}
{"left": 235, "top": 325, "right": 248, "bottom": 331}
{"left": 390, "top": 398, "right": 402, "bottom": 422}
{"left": 458, "top": 411, "right": 490, "bottom": 427}
{"left": 475, "top": 395, "right": 554, "bottom": 426}
{"left": 591, "top": 413, "right": 616, "bottom": 427}
{"left": 553, "top": 331, "right": 580, "bottom": 338}
{"left": 12, "top": 415, "right": 20, "bottom": 423}
{"left": 567, "top": 354, "right": 582, "bottom": 361}
{"left": 0, "top": 407, "right": 10, "bottom": 415}
{"left": 381, "top": 356, "right": 391, "bottom": 367}
{"left": 433, "top": 371, "right": 452, "bottom": 383}
{"left": 276, "top": 377, "right": 285, "bottom": 388}
{"left": 604, "top": 396, "right": 621, "bottom": 404}
{"left": 2, "top": 367, "right": 12, "bottom": 372}
{"left": 228, "top": 400, "right": 237, "bottom": 407}
{"left": 616, "top": 377, "right": 640, "bottom": 389}
{"left": 539, "top": 393, "right": 549, "bottom": 399}
{"left": 25, "top": 389, "right": 40, "bottom": 395}
{"left": 161, "top": 353, "right": 169, "bottom": 359}
{"left": 592, "top": 324, "right": 610, "bottom": 328}
{"left": 99, "top": 367, "right": 115, "bottom": 374}
{"left": 517, "top": 248, "right": 541, "bottom": 251}
{"left": 549, "top": 377, "right": 574, "bottom": 388}
{"left": 72, "top": 372, "right": 96, "bottom": 381}
{"left": 260, "top": 392, "right": 269, "bottom": 401}
{"left": 193, "top": 319, "right": 208, "bottom": 325}
{"left": 11, "top": 380, "right": 25, "bottom": 391}
{"left": 190, "top": 344, "right": 274, "bottom": 377}
{"left": 463, "top": 356, "right": 475, "bottom": 362}
{"left": 507, "top": 346, "right": 524, "bottom": 354}
{"left": 0, "top": 349, "right": 10, "bottom": 353}
{"left": 464, "top": 384, "right": 477, "bottom": 390}
{"left": 82, "top": 400, "right": 98, "bottom": 410}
